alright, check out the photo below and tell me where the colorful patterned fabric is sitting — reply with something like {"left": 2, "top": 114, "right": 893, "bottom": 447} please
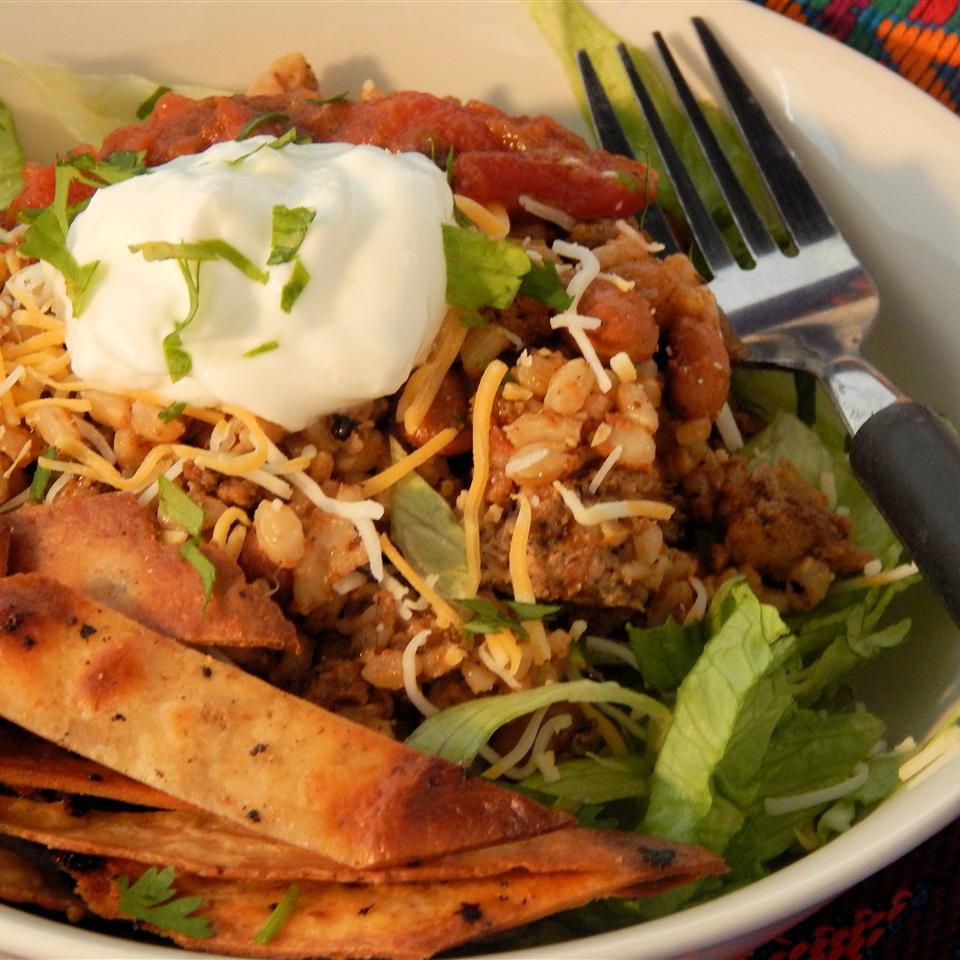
{"left": 750, "top": 0, "right": 960, "bottom": 111}
{"left": 740, "top": 11, "right": 960, "bottom": 959}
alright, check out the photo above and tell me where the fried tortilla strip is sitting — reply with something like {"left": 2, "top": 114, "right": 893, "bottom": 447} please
{"left": 0, "top": 574, "right": 570, "bottom": 867}
{"left": 3, "top": 492, "right": 297, "bottom": 650}
{"left": 0, "top": 843, "right": 84, "bottom": 919}
{"left": 0, "top": 796, "right": 725, "bottom": 889}
{"left": 0, "top": 722, "right": 187, "bottom": 810}
{"left": 67, "top": 855, "right": 710, "bottom": 960}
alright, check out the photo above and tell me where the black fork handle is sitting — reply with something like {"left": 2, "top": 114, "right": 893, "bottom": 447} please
{"left": 851, "top": 402, "right": 960, "bottom": 624}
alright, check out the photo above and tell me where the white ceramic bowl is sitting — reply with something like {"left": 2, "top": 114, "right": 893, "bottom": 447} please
{"left": 2, "top": 2, "right": 960, "bottom": 958}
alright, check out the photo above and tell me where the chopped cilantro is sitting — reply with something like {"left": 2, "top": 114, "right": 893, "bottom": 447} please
{"left": 518, "top": 259, "right": 574, "bottom": 312}
{"left": 179, "top": 539, "right": 217, "bottom": 603}
{"left": 458, "top": 596, "right": 562, "bottom": 641}
{"left": 442, "top": 223, "right": 531, "bottom": 327}
{"left": 444, "top": 146, "right": 455, "bottom": 185}
{"left": 136, "top": 85, "right": 172, "bottom": 120}
{"left": 157, "top": 475, "right": 203, "bottom": 537}
{"left": 253, "top": 883, "right": 300, "bottom": 946}
{"left": 158, "top": 401, "right": 187, "bottom": 423}
{"left": 29, "top": 446, "right": 57, "bottom": 502}
{"left": 305, "top": 92, "right": 349, "bottom": 105}
{"left": 19, "top": 208, "right": 99, "bottom": 315}
{"left": 237, "top": 111, "right": 289, "bottom": 140}
{"left": 268, "top": 204, "right": 316, "bottom": 265}
{"left": 157, "top": 476, "right": 216, "bottom": 603}
{"left": 129, "top": 239, "right": 269, "bottom": 285}
{"left": 117, "top": 865, "right": 213, "bottom": 939}
{"left": 243, "top": 339, "right": 280, "bottom": 358}
{"left": 227, "top": 127, "right": 299, "bottom": 166}
{"left": 280, "top": 258, "right": 310, "bottom": 313}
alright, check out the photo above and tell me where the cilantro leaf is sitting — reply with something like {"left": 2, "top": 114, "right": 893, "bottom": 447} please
{"left": 29, "top": 446, "right": 57, "bottom": 502}
{"left": 280, "top": 257, "right": 310, "bottom": 313}
{"left": 157, "top": 475, "right": 203, "bottom": 537}
{"left": 254, "top": 883, "right": 300, "bottom": 946}
{"left": 129, "top": 239, "right": 269, "bottom": 284}
{"left": 237, "top": 110, "right": 289, "bottom": 140}
{"left": 305, "top": 92, "right": 349, "bottom": 105}
{"left": 136, "top": 85, "right": 171, "bottom": 119}
{"left": 243, "top": 339, "right": 280, "bottom": 358}
{"left": 518, "top": 259, "right": 574, "bottom": 312}
{"left": 158, "top": 401, "right": 186, "bottom": 423}
{"left": 117, "top": 865, "right": 213, "bottom": 939}
{"left": 268, "top": 205, "right": 316, "bottom": 265}
{"left": 442, "top": 223, "right": 530, "bottom": 325}
{"left": 458, "top": 597, "right": 561, "bottom": 641}
{"left": 227, "top": 128, "right": 298, "bottom": 167}
{"left": 19, "top": 208, "right": 99, "bottom": 315}
{"left": 180, "top": 539, "right": 217, "bottom": 603}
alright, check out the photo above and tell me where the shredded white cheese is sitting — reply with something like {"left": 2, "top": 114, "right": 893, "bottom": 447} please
{"left": 553, "top": 480, "right": 674, "bottom": 525}
{"left": 764, "top": 763, "right": 870, "bottom": 816}
{"left": 518, "top": 195, "right": 576, "bottom": 231}
{"left": 588, "top": 444, "right": 623, "bottom": 495}
{"left": 715, "top": 402, "right": 744, "bottom": 452}
{"left": 401, "top": 629, "right": 438, "bottom": 718}
{"left": 505, "top": 447, "right": 549, "bottom": 477}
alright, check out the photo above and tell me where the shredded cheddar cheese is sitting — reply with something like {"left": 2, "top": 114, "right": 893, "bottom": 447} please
{"left": 359, "top": 427, "right": 458, "bottom": 498}
{"left": 552, "top": 480, "right": 674, "bottom": 524}
{"left": 453, "top": 195, "right": 510, "bottom": 239}
{"left": 463, "top": 359, "right": 508, "bottom": 596}
{"left": 397, "top": 310, "right": 467, "bottom": 435}
{"left": 509, "top": 493, "right": 551, "bottom": 665}
{"left": 379, "top": 532, "right": 461, "bottom": 629}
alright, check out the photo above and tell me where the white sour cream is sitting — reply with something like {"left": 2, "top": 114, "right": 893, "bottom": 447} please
{"left": 58, "top": 137, "right": 454, "bottom": 430}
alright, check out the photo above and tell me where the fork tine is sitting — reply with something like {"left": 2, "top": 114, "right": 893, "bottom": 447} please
{"left": 616, "top": 43, "right": 737, "bottom": 276}
{"left": 651, "top": 31, "right": 778, "bottom": 259}
{"left": 692, "top": 17, "right": 836, "bottom": 247}
{"left": 575, "top": 50, "right": 679, "bottom": 255}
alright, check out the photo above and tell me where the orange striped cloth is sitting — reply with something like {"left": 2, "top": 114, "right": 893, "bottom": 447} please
{"left": 751, "top": 0, "right": 960, "bottom": 111}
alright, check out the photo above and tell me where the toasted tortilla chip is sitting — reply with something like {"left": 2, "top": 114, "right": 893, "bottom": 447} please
{"left": 0, "top": 574, "right": 570, "bottom": 867}
{"left": 3, "top": 492, "right": 297, "bottom": 650}
{"left": 67, "top": 855, "right": 701, "bottom": 960}
{"left": 0, "top": 721, "right": 187, "bottom": 810}
{"left": 0, "top": 843, "right": 84, "bottom": 919}
{"left": 0, "top": 795, "right": 725, "bottom": 890}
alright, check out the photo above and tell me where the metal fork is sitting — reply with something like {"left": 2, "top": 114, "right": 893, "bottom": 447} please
{"left": 578, "top": 19, "right": 960, "bottom": 625}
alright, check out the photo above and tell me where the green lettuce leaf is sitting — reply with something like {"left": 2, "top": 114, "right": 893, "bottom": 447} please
{"left": 387, "top": 438, "right": 470, "bottom": 600}
{"left": 0, "top": 51, "right": 224, "bottom": 149}
{"left": 518, "top": 753, "right": 648, "bottom": 806}
{"left": 0, "top": 100, "right": 24, "bottom": 208}
{"left": 626, "top": 617, "right": 704, "bottom": 693}
{"left": 405, "top": 678, "right": 671, "bottom": 766}
{"left": 525, "top": 0, "right": 782, "bottom": 248}
{"left": 643, "top": 579, "right": 793, "bottom": 846}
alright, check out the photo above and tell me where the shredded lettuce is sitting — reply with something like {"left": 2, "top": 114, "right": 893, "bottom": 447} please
{"left": 518, "top": 754, "right": 649, "bottom": 806}
{"left": 0, "top": 100, "right": 24, "bottom": 208}
{"left": 405, "top": 678, "right": 671, "bottom": 765}
{"left": 0, "top": 51, "right": 224, "bottom": 149}
{"left": 626, "top": 617, "right": 703, "bottom": 693}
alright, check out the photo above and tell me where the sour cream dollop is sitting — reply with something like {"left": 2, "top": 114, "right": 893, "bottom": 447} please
{"left": 59, "top": 137, "right": 455, "bottom": 430}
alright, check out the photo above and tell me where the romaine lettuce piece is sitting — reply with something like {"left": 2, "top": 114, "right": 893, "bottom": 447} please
{"left": 525, "top": 0, "right": 782, "bottom": 248}
{"left": 405, "top": 678, "right": 671, "bottom": 766}
{"left": 387, "top": 439, "right": 470, "bottom": 600}
{"left": 0, "top": 100, "right": 24, "bottom": 208}
{"left": 0, "top": 51, "right": 224, "bottom": 148}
